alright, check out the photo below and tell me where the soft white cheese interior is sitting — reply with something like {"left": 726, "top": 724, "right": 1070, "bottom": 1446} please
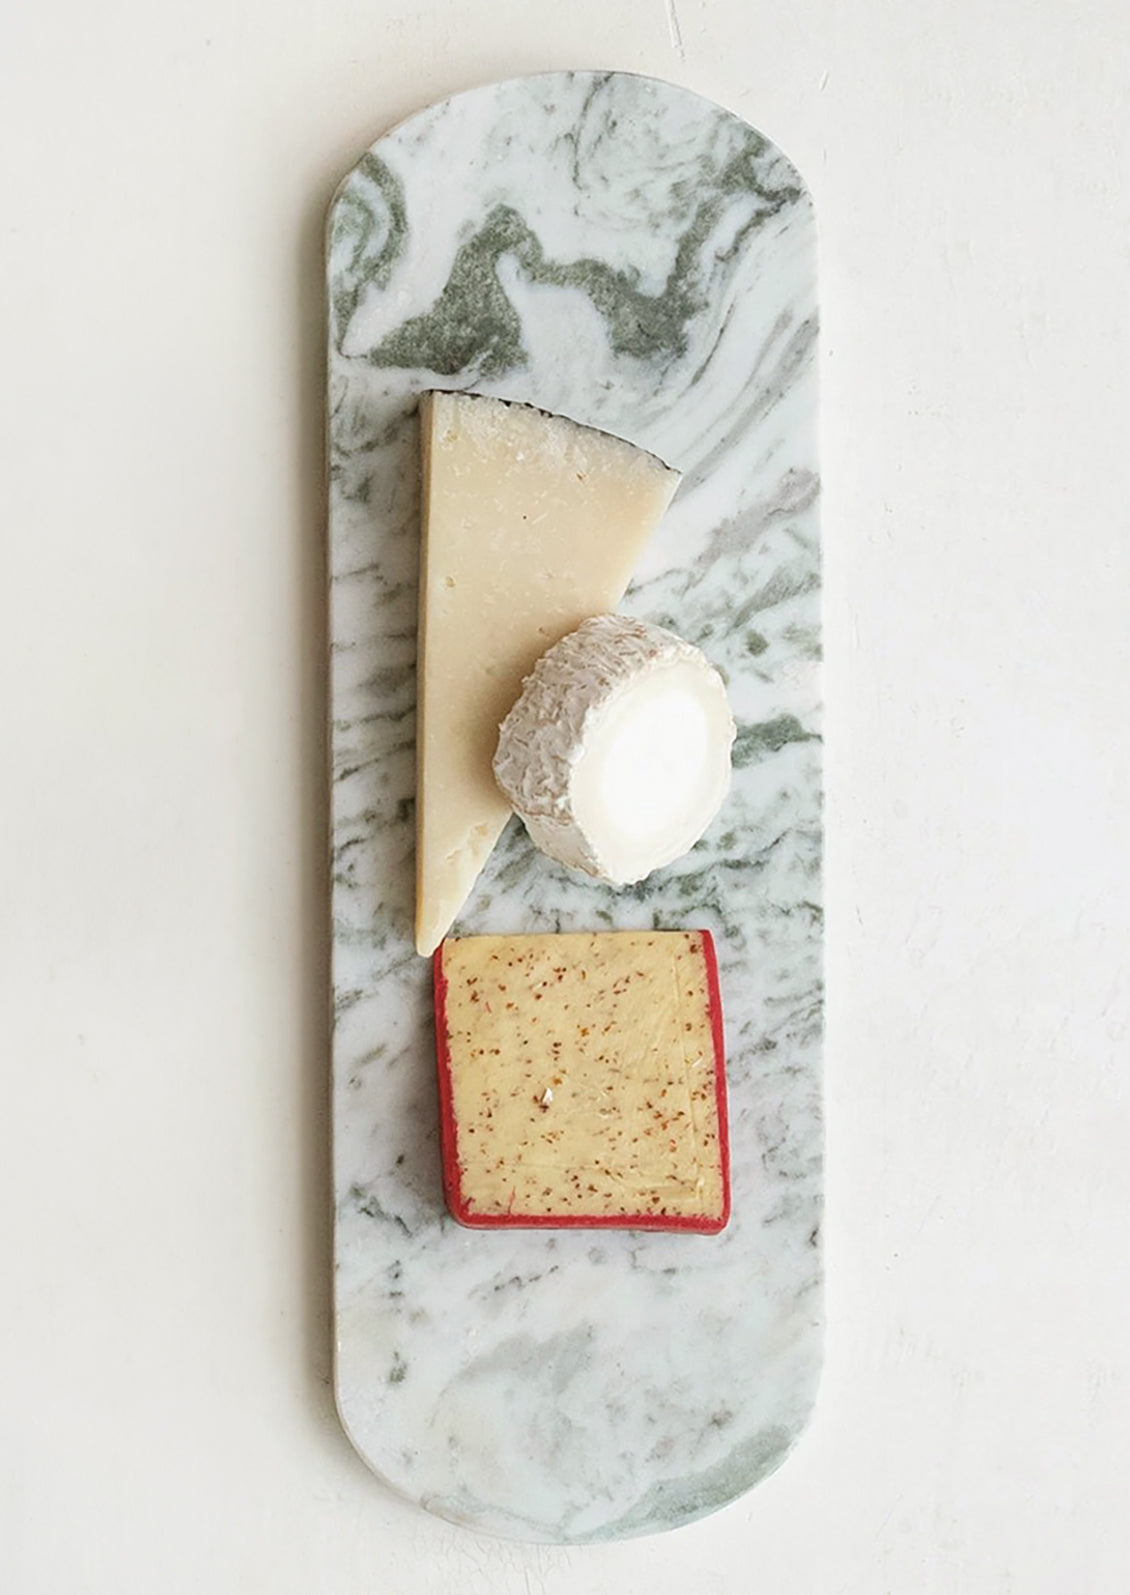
{"left": 414, "top": 392, "right": 681, "bottom": 956}
{"left": 571, "top": 660, "right": 731, "bottom": 882}
{"left": 493, "top": 614, "right": 735, "bottom": 884}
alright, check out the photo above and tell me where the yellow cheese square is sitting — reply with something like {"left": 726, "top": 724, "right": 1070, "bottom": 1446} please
{"left": 434, "top": 931, "right": 730, "bottom": 1231}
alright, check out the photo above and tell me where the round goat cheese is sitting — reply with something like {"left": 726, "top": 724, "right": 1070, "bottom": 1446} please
{"left": 493, "top": 614, "right": 735, "bottom": 884}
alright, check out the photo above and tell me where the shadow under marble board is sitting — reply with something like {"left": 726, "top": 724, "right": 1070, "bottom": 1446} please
{"left": 327, "top": 70, "right": 821, "bottom": 1543}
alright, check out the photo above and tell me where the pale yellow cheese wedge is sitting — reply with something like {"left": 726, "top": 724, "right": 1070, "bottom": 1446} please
{"left": 414, "top": 392, "right": 681, "bottom": 956}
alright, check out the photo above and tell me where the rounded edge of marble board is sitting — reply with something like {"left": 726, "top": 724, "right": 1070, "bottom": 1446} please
{"left": 322, "top": 67, "right": 815, "bottom": 242}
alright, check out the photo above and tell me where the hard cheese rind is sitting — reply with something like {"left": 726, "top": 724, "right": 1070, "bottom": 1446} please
{"left": 433, "top": 931, "right": 730, "bottom": 1231}
{"left": 414, "top": 392, "right": 681, "bottom": 956}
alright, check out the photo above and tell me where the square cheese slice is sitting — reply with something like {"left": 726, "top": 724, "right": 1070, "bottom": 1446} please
{"left": 433, "top": 931, "right": 730, "bottom": 1232}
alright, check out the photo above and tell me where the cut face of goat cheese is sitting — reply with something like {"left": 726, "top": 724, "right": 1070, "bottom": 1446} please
{"left": 493, "top": 614, "right": 735, "bottom": 884}
{"left": 433, "top": 931, "right": 730, "bottom": 1231}
{"left": 414, "top": 393, "right": 681, "bottom": 956}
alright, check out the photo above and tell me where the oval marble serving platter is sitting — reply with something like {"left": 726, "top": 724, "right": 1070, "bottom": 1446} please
{"left": 327, "top": 70, "right": 822, "bottom": 1544}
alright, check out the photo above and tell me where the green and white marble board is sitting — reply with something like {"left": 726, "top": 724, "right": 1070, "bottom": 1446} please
{"left": 327, "top": 71, "right": 821, "bottom": 1543}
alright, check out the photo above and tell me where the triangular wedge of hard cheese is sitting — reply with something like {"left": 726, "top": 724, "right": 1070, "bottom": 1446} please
{"left": 415, "top": 391, "right": 681, "bottom": 956}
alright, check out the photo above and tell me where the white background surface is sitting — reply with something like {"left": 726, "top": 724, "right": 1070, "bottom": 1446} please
{"left": 2, "top": 0, "right": 1128, "bottom": 1589}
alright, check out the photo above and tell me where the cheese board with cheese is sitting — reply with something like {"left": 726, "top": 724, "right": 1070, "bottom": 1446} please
{"left": 328, "top": 70, "right": 821, "bottom": 1542}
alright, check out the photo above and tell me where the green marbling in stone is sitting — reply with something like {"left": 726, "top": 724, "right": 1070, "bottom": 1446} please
{"left": 330, "top": 153, "right": 409, "bottom": 351}
{"left": 357, "top": 129, "right": 803, "bottom": 380}
{"left": 732, "top": 714, "right": 821, "bottom": 766}
{"left": 572, "top": 1425, "right": 794, "bottom": 1543}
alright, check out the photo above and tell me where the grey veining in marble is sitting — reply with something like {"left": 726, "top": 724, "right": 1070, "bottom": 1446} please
{"left": 327, "top": 71, "right": 821, "bottom": 1543}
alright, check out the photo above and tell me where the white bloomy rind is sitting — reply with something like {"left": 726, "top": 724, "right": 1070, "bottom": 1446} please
{"left": 494, "top": 614, "right": 736, "bottom": 883}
